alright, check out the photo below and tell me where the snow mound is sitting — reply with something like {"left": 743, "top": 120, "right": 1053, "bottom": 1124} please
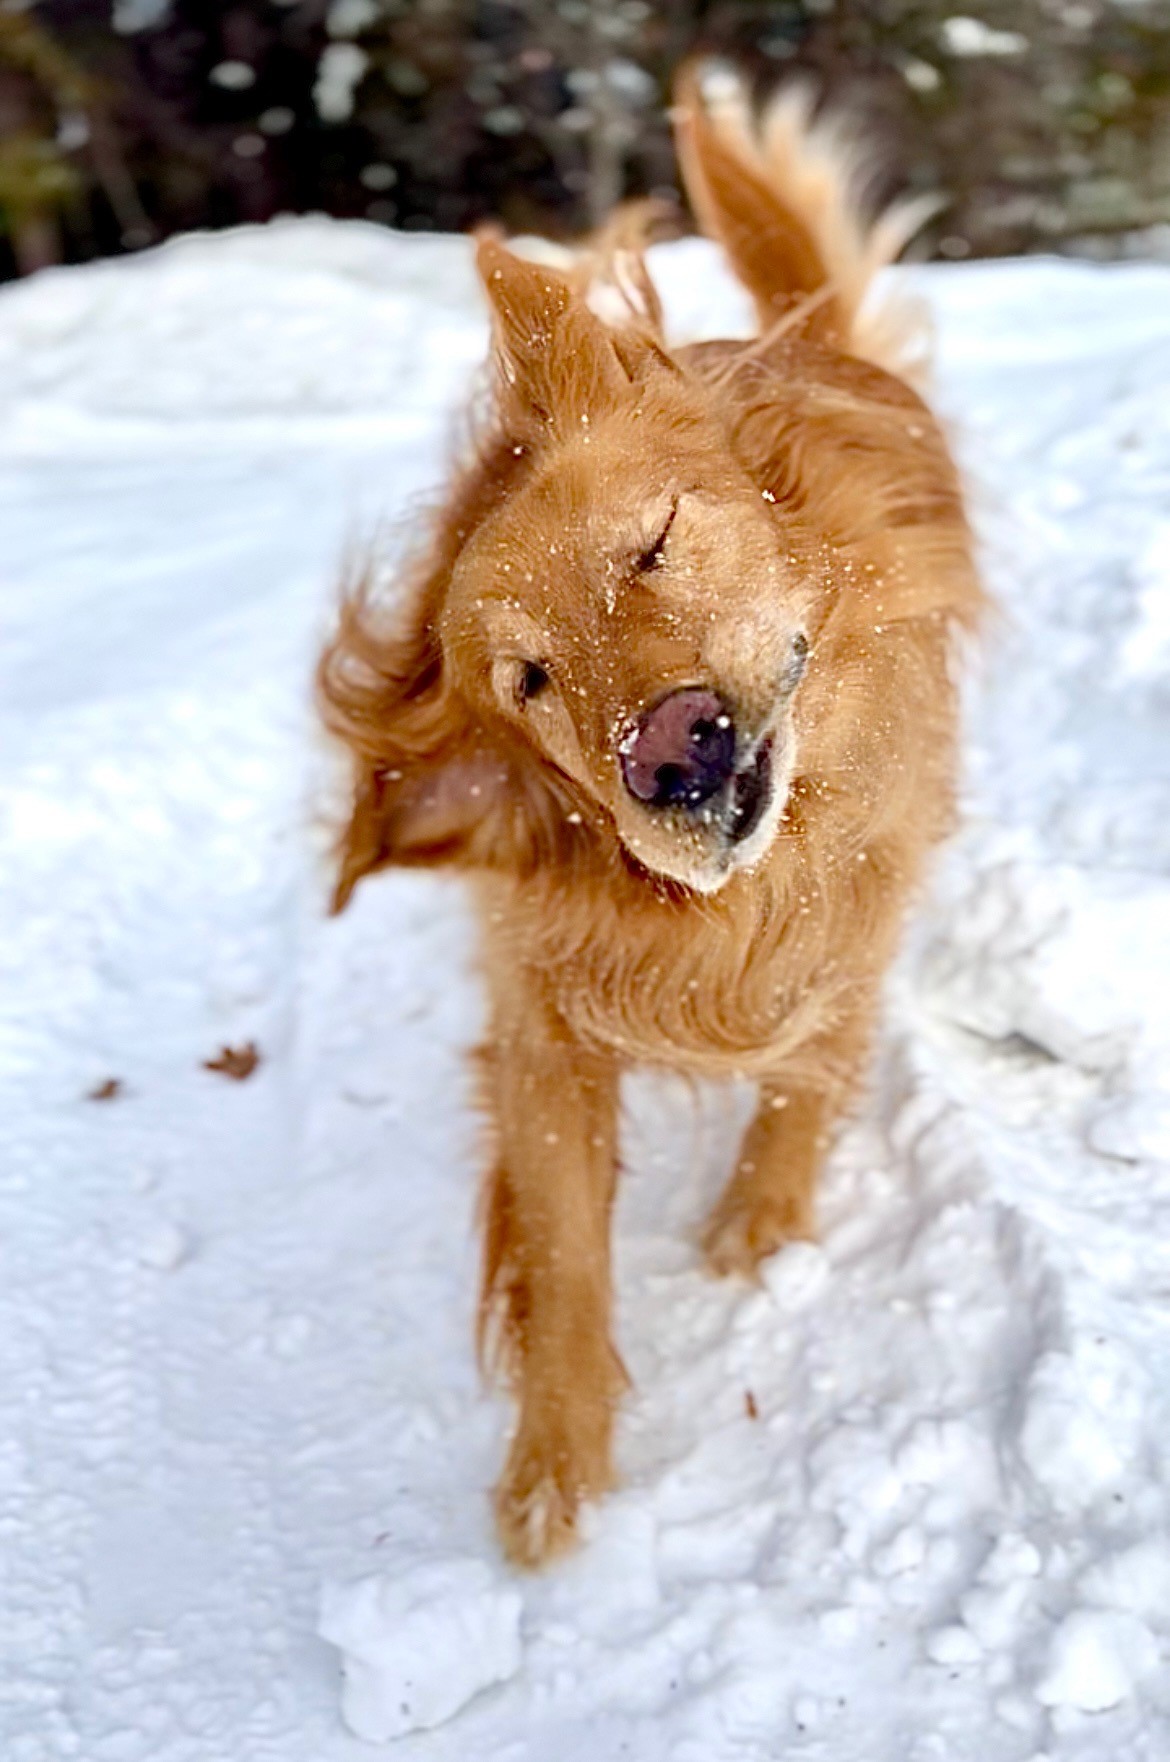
{"left": 1037, "top": 1609, "right": 1159, "bottom": 1714}
{"left": 319, "top": 1558, "right": 523, "bottom": 1740}
{"left": 0, "top": 218, "right": 484, "bottom": 420}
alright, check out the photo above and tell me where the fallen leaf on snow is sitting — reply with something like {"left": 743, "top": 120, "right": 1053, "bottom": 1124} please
{"left": 203, "top": 1042, "right": 260, "bottom": 1081}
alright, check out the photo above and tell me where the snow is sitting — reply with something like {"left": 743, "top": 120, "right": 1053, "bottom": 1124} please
{"left": 2, "top": 216, "right": 1169, "bottom": 1760}
{"left": 319, "top": 1559, "right": 523, "bottom": 1740}
{"left": 314, "top": 42, "right": 370, "bottom": 124}
{"left": 1037, "top": 1609, "right": 1160, "bottom": 1714}
{"left": 940, "top": 16, "right": 1028, "bottom": 56}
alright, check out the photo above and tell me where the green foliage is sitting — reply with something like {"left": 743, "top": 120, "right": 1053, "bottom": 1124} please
{"left": 0, "top": 131, "right": 80, "bottom": 226}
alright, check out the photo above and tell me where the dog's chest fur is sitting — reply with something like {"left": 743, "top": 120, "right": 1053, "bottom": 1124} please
{"left": 477, "top": 812, "right": 881, "bottom": 1079}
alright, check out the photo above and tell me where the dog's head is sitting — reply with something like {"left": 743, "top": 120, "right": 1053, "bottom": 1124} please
{"left": 324, "top": 240, "right": 818, "bottom": 903}
{"left": 450, "top": 242, "right": 815, "bottom": 892}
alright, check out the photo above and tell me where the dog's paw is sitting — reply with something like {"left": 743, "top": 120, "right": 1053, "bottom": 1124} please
{"left": 494, "top": 1420, "right": 613, "bottom": 1569}
{"left": 701, "top": 1186, "right": 815, "bottom": 1280}
{"left": 495, "top": 1464, "right": 581, "bottom": 1569}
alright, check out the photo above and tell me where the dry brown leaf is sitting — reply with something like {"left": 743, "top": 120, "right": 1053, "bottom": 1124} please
{"left": 744, "top": 1390, "right": 759, "bottom": 1421}
{"left": 203, "top": 1042, "right": 260, "bottom": 1081}
{"left": 87, "top": 1078, "right": 123, "bottom": 1102}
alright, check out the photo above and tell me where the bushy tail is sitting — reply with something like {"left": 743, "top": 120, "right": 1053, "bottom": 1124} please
{"left": 672, "top": 66, "right": 937, "bottom": 378}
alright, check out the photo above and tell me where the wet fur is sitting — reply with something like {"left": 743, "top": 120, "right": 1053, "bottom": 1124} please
{"left": 319, "top": 75, "right": 983, "bottom": 1566}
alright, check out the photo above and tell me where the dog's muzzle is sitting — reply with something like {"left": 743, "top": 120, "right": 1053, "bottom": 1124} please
{"left": 619, "top": 687, "right": 776, "bottom": 844}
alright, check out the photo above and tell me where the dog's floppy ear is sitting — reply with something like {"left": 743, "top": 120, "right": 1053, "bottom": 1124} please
{"left": 320, "top": 589, "right": 575, "bottom": 910}
{"left": 475, "top": 234, "right": 670, "bottom": 431}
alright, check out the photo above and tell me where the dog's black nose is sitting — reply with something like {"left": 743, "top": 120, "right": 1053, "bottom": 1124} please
{"left": 621, "top": 687, "right": 737, "bottom": 810}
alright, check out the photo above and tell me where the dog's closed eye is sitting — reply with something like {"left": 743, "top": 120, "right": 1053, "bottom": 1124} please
{"left": 633, "top": 500, "right": 678, "bottom": 574}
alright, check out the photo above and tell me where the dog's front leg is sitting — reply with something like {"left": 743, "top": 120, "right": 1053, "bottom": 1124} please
{"left": 702, "top": 1003, "right": 877, "bottom": 1279}
{"left": 478, "top": 976, "right": 624, "bottom": 1568}
{"left": 702, "top": 1079, "right": 824, "bottom": 1277}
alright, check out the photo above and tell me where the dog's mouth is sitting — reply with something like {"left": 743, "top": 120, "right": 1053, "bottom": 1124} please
{"left": 613, "top": 723, "right": 789, "bottom": 895}
{"left": 726, "top": 738, "right": 773, "bottom": 846}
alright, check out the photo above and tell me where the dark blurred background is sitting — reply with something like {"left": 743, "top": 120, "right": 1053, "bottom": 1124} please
{"left": 2, "top": 0, "right": 1169, "bottom": 281}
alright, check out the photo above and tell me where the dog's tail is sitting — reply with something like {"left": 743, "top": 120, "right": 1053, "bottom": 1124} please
{"left": 673, "top": 66, "right": 937, "bottom": 378}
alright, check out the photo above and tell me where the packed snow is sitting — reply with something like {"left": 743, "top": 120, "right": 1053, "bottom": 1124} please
{"left": 1, "top": 218, "right": 1169, "bottom": 1761}
{"left": 319, "top": 1558, "right": 523, "bottom": 1740}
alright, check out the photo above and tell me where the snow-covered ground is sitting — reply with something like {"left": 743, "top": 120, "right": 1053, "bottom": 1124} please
{"left": 2, "top": 219, "right": 1169, "bottom": 1762}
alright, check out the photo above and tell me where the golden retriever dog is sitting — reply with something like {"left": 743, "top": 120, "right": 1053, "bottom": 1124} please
{"left": 319, "top": 75, "right": 983, "bottom": 1567}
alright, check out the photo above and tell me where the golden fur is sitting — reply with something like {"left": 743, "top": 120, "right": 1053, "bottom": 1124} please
{"left": 318, "top": 74, "right": 983, "bottom": 1567}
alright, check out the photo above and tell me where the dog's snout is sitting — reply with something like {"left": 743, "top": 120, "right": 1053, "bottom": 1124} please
{"left": 620, "top": 687, "right": 737, "bottom": 811}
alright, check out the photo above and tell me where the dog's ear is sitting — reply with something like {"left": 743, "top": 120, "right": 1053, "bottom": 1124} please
{"left": 332, "top": 730, "right": 574, "bottom": 910}
{"left": 475, "top": 234, "right": 671, "bottom": 431}
{"left": 320, "top": 593, "right": 576, "bottom": 910}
